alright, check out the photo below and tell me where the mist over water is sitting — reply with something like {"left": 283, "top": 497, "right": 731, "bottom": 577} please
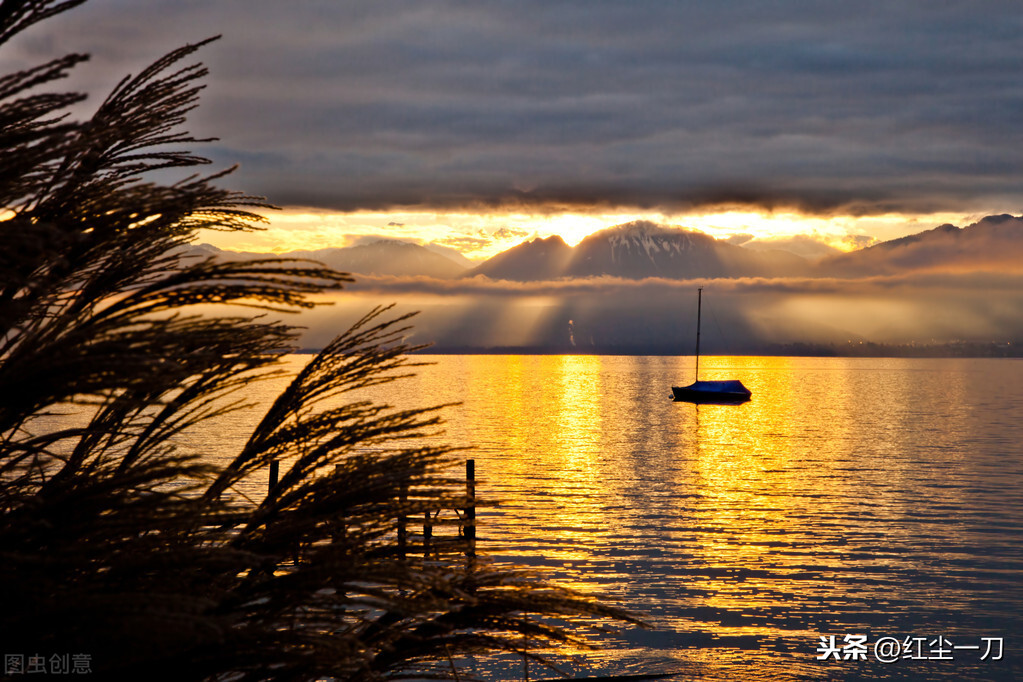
{"left": 185, "top": 355, "right": 1023, "bottom": 681}
{"left": 297, "top": 271, "right": 1023, "bottom": 353}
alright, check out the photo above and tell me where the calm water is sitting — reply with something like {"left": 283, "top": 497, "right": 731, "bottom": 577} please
{"left": 197, "top": 355, "right": 1023, "bottom": 681}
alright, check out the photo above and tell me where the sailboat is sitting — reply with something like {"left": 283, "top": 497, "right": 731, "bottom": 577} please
{"left": 671, "top": 287, "right": 752, "bottom": 404}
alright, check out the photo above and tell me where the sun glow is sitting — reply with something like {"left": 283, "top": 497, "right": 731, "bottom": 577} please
{"left": 195, "top": 207, "right": 981, "bottom": 262}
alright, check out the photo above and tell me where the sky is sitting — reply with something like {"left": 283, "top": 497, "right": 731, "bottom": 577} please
{"left": 4, "top": 1, "right": 1023, "bottom": 350}
{"left": 4, "top": 1, "right": 1023, "bottom": 261}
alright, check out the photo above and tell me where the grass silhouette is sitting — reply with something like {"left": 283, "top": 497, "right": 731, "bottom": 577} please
{"left": 0, "top": 2, "right": 637, "bottom": 679}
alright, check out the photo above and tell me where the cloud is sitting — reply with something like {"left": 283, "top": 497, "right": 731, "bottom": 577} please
{"left": 843, "top": 234, "right": 877, "bottom": 250}
{"left": 725, "top": 233, "right": 755, "bottom": 246}
{"left": 300, "top": 270, "right": 1023, "bottom": 350}
{"left": 434, "top": 235, "right": 493, "bottom": 252}
{"left": 492, "top": 227, "right": 530, "bottom": 240}
{"left": 9, "top": 1, "right": 1023, "bottom": 217}
{"left": 738, "top": 234, "right": 843, "bottom": 261}
{"left": 341, "top": 271, "right": 1023, "bottom": 299}
{"left": 344, "top": 234, "right": 409, "bottom": 247}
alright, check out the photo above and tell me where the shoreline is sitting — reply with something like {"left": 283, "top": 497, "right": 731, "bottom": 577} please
{"left": 295, "top": 341, "right": 1022, "bottom": 359}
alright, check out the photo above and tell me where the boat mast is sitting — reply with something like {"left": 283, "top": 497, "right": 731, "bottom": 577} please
{"left": 694, "top": 286, "right": 702, "bottom": 381}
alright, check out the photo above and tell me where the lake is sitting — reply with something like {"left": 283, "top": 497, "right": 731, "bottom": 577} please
{"left": 195, "top": 355, "right": 1023, "bottom": 681}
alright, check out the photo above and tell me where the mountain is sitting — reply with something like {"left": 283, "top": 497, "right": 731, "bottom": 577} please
{"left": 818, "top": 214, "right": 1023, "bottom": 276}
{"left": 466, "top": 221, "right": 811, "bottom": 281}
{"left": 463, "top": 235, "right": 572, "bottom": 280}
{"left": 286, "top": 241, "right": 467, "bottom": 278}
{"left": 185, "top": 240, "right": 468, "bottom": 278}
{"left": 567, "top": 221, "right": 810, "bottom": 279}
{"left": 183, "top": 214, "right": 1023, "bottom": 285}
{"left": 421, "top": 243, "right": 475, "bottom": 268}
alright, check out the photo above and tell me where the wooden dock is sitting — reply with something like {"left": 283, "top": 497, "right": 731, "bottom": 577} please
{"left": 267, "top": 458, "right": 679, "bottom": 682}
{"left": 267, "top": 457, "right": 478, "bottom": 561}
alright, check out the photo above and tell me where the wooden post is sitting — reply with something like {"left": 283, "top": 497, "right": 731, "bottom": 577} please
{"left": 423, "top": 511, "right": 432, "bottom": 558}
{"left": 522, "top": 610, "right": 530, "bottom": 681}
{"left": 333, "top": 464, "right": 346, "bottom": 544}
{"left": 268, "top": 459, "right": 279, "bottom": 494}
{"left": 464, "top": 459, "right": 476, "bottom": 558}
{"left": 397, "top": 480, "right": 407, "bottom": 560}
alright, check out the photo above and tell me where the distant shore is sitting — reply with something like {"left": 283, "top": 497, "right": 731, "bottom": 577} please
{"left": 296, "top": 341, "right": 1022, "bottom": 358}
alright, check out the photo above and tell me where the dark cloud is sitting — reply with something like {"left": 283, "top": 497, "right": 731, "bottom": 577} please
{"left": 4, "top": 1, "right": 1023, "bottom": 215}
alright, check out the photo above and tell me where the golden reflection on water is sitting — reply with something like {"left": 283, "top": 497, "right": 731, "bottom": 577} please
{"left": 412, "top": 355, "right": 1023, "bottom": 679}
{"left": 180, "top": 354, "right": 1023, "bottom": 680}
{"left": 678, "top": 358, "right": 812, "bottom": 641}
{"left": 465, "top": 355, "right": 618, "bottom": 572}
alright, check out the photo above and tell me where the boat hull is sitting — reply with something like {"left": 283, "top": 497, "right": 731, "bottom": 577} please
{"left": 671, "top": 380, "right": 751, "bottom": 404}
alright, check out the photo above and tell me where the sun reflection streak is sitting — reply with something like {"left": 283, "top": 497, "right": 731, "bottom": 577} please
{"left": 673, "top": 356, "right": 979, "bottom": 651}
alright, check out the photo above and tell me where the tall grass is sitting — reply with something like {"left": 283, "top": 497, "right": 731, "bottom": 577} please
{"left": 0, "top": 2, "right": 636, "bottom": 679}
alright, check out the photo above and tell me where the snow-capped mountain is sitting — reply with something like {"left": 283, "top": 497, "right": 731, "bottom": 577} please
{"left": 467, "top": 221, "right": 811, "bottom": 280}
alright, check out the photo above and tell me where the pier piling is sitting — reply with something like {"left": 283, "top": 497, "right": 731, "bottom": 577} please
{"left": 465, "top": 459, "right": 476, "bottom": 559}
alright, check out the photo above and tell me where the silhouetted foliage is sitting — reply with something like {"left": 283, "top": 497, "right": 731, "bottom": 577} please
{"left": 0, "top": 2, "right": 635, "bottom": 679}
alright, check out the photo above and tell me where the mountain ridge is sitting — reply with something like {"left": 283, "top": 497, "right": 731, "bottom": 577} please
{"left": 818, "top": 214, "right": 1023, "bottom": 275}
{"left": 466, "top": 220, "right": 813, "bottom": 281}
{"left": 186, "top": 213, "right": 1023, "bottom": 282}
{"left": 184, "top": 240, "right": 467, "bottom": 278}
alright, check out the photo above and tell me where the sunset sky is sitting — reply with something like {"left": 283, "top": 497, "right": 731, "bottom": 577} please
{"left": 4, "top": 1, "right": 1022, "bottom": 261}
{"left": 5, "top": 1, "right": 1023, "bottom": 350}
